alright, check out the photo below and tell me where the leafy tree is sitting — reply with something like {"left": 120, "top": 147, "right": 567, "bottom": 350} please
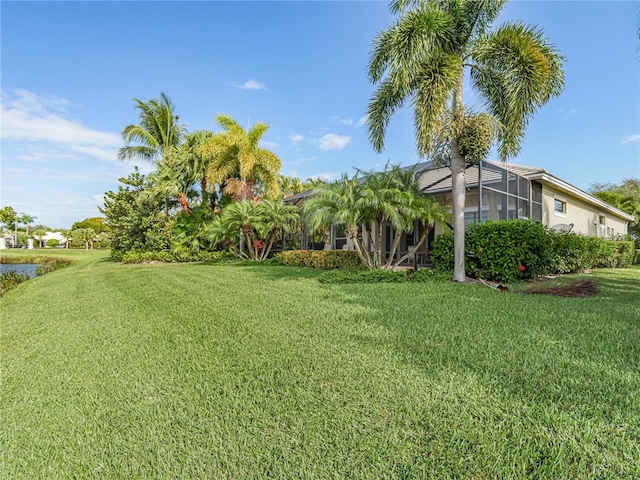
{"left": 100, "top": 169, "right": 172, "bottom": 260}
{"left": 366, "top": 0, "right": 564, "bottom": 281}
{"left": 590, "top": 178, "right": 640, "bottom": 239}
{"left": 200, "top": 114, "right": 282, "bottom": 202}
{"left": 72, "top": 217, "right": 108, "bottom": 234}
{"left": 0, "top": 206, "right": 17, "bottom": 231}
{"left": 172, "top": 207, "right": 216, "bottom": 254}
{"left": 118, "top": 92, "right": 187, "bottom": 217}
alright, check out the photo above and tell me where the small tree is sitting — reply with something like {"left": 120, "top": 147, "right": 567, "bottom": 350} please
{"left": 32, "top": 228, "right": 47, "bottom": 248}
{"left": 207, "top": 198, "right": 298, "bottom": 260}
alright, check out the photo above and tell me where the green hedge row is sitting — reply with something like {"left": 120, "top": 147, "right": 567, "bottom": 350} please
{"left": 274, "top": 250, "right": 362, "bottom": 270}
{"left": 121, "top": 250, "right": 236, "bottom": 264}
{"left": 431, "top": 220, "right": 635, "bottom": 283}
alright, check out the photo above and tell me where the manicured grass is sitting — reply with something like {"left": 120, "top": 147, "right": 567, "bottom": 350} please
{"left": 1, "top": 251, "right": 638, "bottom": 478}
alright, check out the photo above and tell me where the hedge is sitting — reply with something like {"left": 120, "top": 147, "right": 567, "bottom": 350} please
{"left": 430, "top": 220, "right": 635, "bottom": 283}
{"left": 274, "top": 250, "right": 362, "bottom": 270}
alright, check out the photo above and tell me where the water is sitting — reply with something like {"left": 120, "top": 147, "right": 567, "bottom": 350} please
{"left": 0, "top": 264, "right": 40, "bottom": 278}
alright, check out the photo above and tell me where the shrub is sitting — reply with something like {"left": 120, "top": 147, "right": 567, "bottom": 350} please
{"left": 548, "top": 232, "right": 601, "bottom": 274}
{"left": 275, "top": 250, "right": 362, "bottom": 270}
{"left": 36, "top": 257, "right": 73, "bottom": 275}
{"left": 120, "top": 250, "right": 236, "bottom": 264}
{"left": 0, "top": 271, "right": 31, "bottom": 296}
{"left": 430, "top": 233, "right": 455, "bottom": 273}
{"left": 431, "top": 222, "right": 635, "bottom": 282}
{"left": 597, "top": 241, "right": 635, "bottom": 268}
{"left": 46, "top": 239, "right": 60, "bottom": 248}
{"left": 431, "top": 220, "right": 552, "bottom": 283}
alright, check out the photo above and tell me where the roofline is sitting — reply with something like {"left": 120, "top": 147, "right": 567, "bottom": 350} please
{"left": 528, "top": 172, "right": 635, "bottom": 222}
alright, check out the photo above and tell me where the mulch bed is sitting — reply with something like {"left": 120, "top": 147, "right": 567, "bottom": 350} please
{"left": 523, "top": 279, "right": 599, "bottom": 297}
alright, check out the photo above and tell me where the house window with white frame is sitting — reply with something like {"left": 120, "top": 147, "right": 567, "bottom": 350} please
{"left": 554, "top": 198, "right": 567, "bottom": 215}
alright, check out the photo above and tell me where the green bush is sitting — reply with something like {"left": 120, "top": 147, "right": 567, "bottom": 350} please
{"left": 46, "top": 239, "right": 60, "bottom": 248}
{"left": 548, "top": 232, "right": 601, "bottom": 274}
{"left": 431, "top": 220, "right": 552, "bottom": 283}
{"left": 431, "top": 222, "right": 635, "bottom": 282}
{"left": 0, "top": 271, "right": 31, "bottom": 297}
{"left": 597, "top": 241, "right": 635, "bottom": 268}
{"left": 275, "top": 250, "right": 362, "bottom": 270}
{"left": 36, "top": 257, "right": 74, "bottom": 275}
{"left": 121, "top": 250, "right": 236, "bottom": 264}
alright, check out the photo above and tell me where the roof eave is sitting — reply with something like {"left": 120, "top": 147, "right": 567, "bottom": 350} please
{"left": 529, "top": 172, "right": 635, "bottom": 222}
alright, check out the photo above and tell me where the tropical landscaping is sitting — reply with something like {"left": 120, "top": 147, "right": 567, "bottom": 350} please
{"left": 2, "top": 0, "right": 640, "bottom": 478}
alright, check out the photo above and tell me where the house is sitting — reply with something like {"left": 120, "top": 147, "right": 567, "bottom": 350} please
{"left": 286, "top": 160, "right": 635, "bottom": 262}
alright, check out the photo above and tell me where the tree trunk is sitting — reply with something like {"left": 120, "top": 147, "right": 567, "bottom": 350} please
{"left": 394, "top": 227, "right": 429, "bottom": 267}
{"left": 451, "top": 74, "right": 467, "bottom": 282}
{"left": 385, "top": 229, "right": 403, "bottom": 268}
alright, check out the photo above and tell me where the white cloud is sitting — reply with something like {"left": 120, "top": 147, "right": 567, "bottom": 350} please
{"left": 289, "top": 133, "right": 304, "bottom": 144}
{"left": 235, "top": 79, "right": 267, "bottom": 90}
{"left": 317, "top": 133, "right": 351, "bottom": 151}
{"left": 286, "top": 156, "right": 317, "bottom": 166}
{"left": 1, "top": 88, "right": 121, "bottom": 162}
{"left": 330, "top": 115, "right": 353, "bottom": 126}
{"left": 261, "top": 141, "right": 279, "bottom": 149}
{"left": 621, "top": 134, "right": 640, "bottom": 144}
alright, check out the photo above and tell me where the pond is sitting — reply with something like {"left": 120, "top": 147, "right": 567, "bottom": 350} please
{"left": 0, "top": 264, "right": 40, "bottom": 278}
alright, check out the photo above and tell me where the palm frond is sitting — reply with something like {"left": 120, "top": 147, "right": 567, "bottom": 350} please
{"left": 470, "top": 21, "right": 565, "bottom": 159}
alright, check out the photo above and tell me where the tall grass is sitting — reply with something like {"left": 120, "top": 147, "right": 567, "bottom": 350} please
{"left": 1, "top": 251, "right": 638, "bottom": 478}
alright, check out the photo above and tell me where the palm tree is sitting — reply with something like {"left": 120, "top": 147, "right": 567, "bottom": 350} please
{"left": 118, "top": 92, "right": 187, "bottom": 217}
{"left": 19, "top": 214, "right": 36, "bottom": 237}
{"left": 32, "top": 228, "right": 47, "bottom": 248}
{"left": 304, "top": 175, "right": 373, "bottom": 267}
{"left": 254, "top": 198, "right": 299, "bottom": 260}
{"left": 142, "top": 156, "right": 196, "bottom": 214}
{"left": 177, "top": 130, "right": 216, "bottom": 209}
{"left": 200, "top": 114, "right": 282, "bottom": 202}
{"left": 367, "top": 0, "right": 564, "bottom": 281}
{"left": 279, "top": 175, "right": 308, "bottom": 197}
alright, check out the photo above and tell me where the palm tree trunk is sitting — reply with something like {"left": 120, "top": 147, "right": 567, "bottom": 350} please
{"left": 385, "top": 229, "right": 403, "bottom": 268}
{"left": 451, "top": 74, "right": 467, "bottom": 282}
{"left": 394, "top": 227, "right": 429, "bottom": 267}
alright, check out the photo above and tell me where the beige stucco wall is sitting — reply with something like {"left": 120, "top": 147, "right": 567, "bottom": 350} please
{"left": 541, "top": 185, "right": 628, "bottom": 236}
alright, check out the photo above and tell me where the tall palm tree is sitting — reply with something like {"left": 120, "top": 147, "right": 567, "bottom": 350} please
{"left": 19, "top": 214, "right": 36, "bottom": 237}
{"left": 118, "top": 92, "right": 187, "bottom": 217}
{"left": 177, "top": 130, "right": 216, "bottom": 209}
{"left": 200, "top": 114, "right": 282, "bottom": 201}
{"left": 367, "top": 0, "right": 564, "bottom": 281}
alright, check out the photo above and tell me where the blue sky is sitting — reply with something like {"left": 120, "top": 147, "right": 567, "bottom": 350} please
{"left": 1, "top": 1, "right": 639, "bottom": 229}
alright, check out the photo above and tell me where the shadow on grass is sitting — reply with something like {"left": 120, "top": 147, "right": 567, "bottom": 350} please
{"left": 191, "top": 261, "right": 324, "bottom": 281}
{"left": 325, "top": 272, "right": 639, "bottom": 428}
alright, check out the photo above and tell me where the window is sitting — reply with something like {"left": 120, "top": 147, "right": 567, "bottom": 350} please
{"left": 599, "top": 215, "right": 606, "bottom": 225}
{"left": 554, "top": 199, "right": 567, "bottom": 214}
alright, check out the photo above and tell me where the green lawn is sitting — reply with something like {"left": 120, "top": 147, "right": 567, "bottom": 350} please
{"left": 1, "top": 250, "right": 638, "bottom": 478}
